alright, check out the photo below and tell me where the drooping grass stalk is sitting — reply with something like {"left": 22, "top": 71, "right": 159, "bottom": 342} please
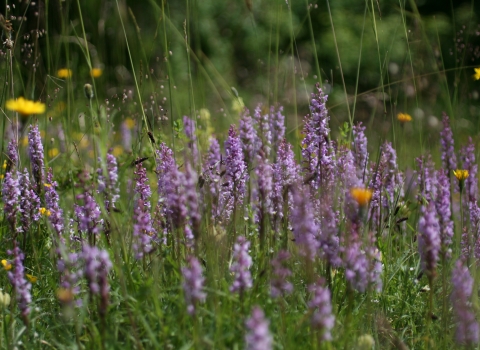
{"left": 286, "top": 2, "right": 299, "bottom": 152}
{"left": 305, "top": 0, "right": 321, "bottom": 84}
{"left": 159, "top": 0, "right": 177, "bottom": 159}
{"left": 351, "top": 2, "right": 367, "bottom": 130}
{"left": 367, "top": 0, "right": 387, "bottom": 118}
{"left": 114, "top": 0, "right": 156, "bottom": 160}
{"left": 325, "top": 0, "right": 353, "bottom": 130}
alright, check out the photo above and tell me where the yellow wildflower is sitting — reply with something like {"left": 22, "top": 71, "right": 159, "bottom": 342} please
{"left": 39, "top": 207, "right": 51, "bottom": 217}
{"left": 79, "top": 138, "right": 89, "bottom": 149}
{"left": 48, "top": 148, "right": 59, "bottom": 158}
{"left": 90, "top": 68, "right": 103, "bottom": 78}
{"left": 112, "top": 145, "right": 123, "bottom": 157}
{"left": 72, "top": 132, "right": 83, "bottom": 141}
{"left": 57, "top": 68, "right": 72, "bottom": 79}
{"left": 124, "top": 117, "right": 135, "bottom": 130}
{"left": 2, "top": 160, "right": 6, "bottom": 169}
{"left": 6, "top": 97, "right": 46, "bottom": 116}
{"left": 453, "top": 169, "right": 469, "bottom": 181}
{"left": 397, "top": 113, "right": 412, "bottom": 123}
{"left": 56, "top": 288, "right": 74, "bottom": 303}
{"left": 1, "top": 259, "right": 12, "bottom": 271}
{"left": 350, "top": 188, "right": 373, "bottom": 206}
{"left": 473, "top": 68, "right": 480, "bottom": 81}
{"left": 26, "top": 274, "right": 38, "bottom": 283}
{"left": 0, "top": 174, "right": 4, "bottom": 180}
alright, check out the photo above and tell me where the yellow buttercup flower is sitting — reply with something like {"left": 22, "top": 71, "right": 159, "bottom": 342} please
{"left": 453, "top": 169, "right": 469, "bottom": 181}
{"left": 473, "top": 68, "right": 480, "bottom": 81}
{"left": 397, "top": 113, "right": 412, "bottom": 123}
{"left": 39, "top": 207, "right": 51, "bottom": 217}
{"left": 1, "top": 259, "right": 12, "bottom": 271}
{"left": 350, "top": 188, "right": 373, "bottom": 206}
{"left": 57, "top": 68, "right": 72, "bottom": 79}
{"left": 90, "top": 68, "right": 103, "bottom": 78}
{"left": 6, "top": 97, "right": 46, "bottom": 116}
{"left": 48, "top": 148, "right": 59, "bottom": 158}
{"left": 26, "top": 274, "right": 38, "bottom": 283}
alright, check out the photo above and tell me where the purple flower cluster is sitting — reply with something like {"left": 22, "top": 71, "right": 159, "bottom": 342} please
{"left": 219, "top": 126, "right": 248, "bottom": 223}
{"left": 343, "top": 231, "right": 382, "bottom": 293}
{"left": 290, "top": 186, "right": 319, "bottom": 261}
{"left": 381, "top": 142, "right": 403, "bottom": 207}
{"left": 435, "top": 170, "right": 453, "bottom": 257}
{"left": 254, "top": 150, "right": 273, "bottom": 226}
{"left": 440, "top": 113, "right": 457, "bottom": 178}
{"left": 245, "top": 306, "right": 273, "bottom": 350}
{"left": 352, "top": 122, "right": 369, "bottom": 183}
{"left": 318, "top": 204, "right": 341, "bottom": 267}
{"left": 271, "top": 139, "right": 299, "bottom": 227}
{"left": 27, "top": 124, "right": 45, "bottom": 188}
{"left": 83, "top": 245, "right": 112, "bottom": 315}
{"left": 6, "top": 138, "right": 18, "bottom": 172}
{"left": 7, "top": 246, "right": 32, "bottom": 321}
{"left": 270, "top": 250, "right": 293, "bottom": 298}
{"left": 230, "top": 236, "right": 253, "bottom": 294}
{"left": 184, "top": 163, "right": 201, "bottom": 238}
{"left": 239, "top": 109, "right": 258, "bottom": 166}
{"left": 45, "top": 169, "right": 65, "bottom": 240}
{"left": 336, "top": 146, "right": 361, "bottom": 191}
{"left": 253, "top": 105, "right": 272, "bottom": 156}
{"left": 269, "top": 105, "right": 285, "bottom": 155}
{"left": 451, "top": 260, "right": 479, "bottom": 346}
{"left": 418, "top": 202, "right": 441, "bottom": 281}
{"left": 132, "top": 200, "right": 154, "bottom": 259}
{"left": 416, "top": 156, "right": 437, "bottom": 203}
{"left": 74, "top": 191, "right": 103, "bottom": 237}
{"left": 203, "top": 137, "right": 222, "bottom": 199}
{"left": 155, "top": 143, "right": 176, "bottom": 235}
{"left": 301, "top": 84, "right": 332, "bottom": 190}
{"left": 2, "top": 170, "right": 20, "bottom": 230}
{"left": 57, "top": 251, "right": 83, "bottom": 304}
{"left": 18, "top": 169, "right": 40, "bottom": 233}
{"left": 165, "top": 167, "right": 188, "bottom": 229}
{"left": 181, "top": 256, "right": 206, "bottom": 315}
{"left": 308, "top": 279, "right": 335, "bottom": 342}
{"left": 97, "top": 151, "right": 120, "bottom": 211}
{"left": 133, "top": 163, "right": 155, "bottom": 258}
{"left": 134, "top": 162, "right": 152, "bottom": 208}
{"left": 460, "top": 138, "right": 478, "bottom": 203}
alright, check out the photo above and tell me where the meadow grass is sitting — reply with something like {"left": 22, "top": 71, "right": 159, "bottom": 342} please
{"left": 0, "top": 0, "right": 480, "bottom": 349}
